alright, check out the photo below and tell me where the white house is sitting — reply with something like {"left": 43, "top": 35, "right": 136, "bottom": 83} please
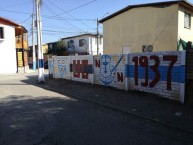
{"left": 62, "top": 33, "right": 103, "bottom": 55}
{"left": 0, "top": 17, "right": 19, "bottom": 73}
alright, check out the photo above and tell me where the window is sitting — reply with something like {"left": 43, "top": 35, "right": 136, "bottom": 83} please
{"left": 184, "top": 12, "right": 191, "bottom": 29}
{"left": 142, "top": 45, "right": 153, "bottom": 52}
{"left": 79, "top": 39, "right": 84, "bottom": 47}
{"left": 0, "top": 27, "right": 4, "bottom": 39}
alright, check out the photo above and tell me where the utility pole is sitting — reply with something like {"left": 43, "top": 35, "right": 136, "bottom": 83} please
{"left": 97, "top": 18, "right": 99, "bottom": 55}
{"left": 35, "top": 0, "right": 44, "bottom": 83}
{"left": 32, "top": 14, "right": 36, "bottom": 71}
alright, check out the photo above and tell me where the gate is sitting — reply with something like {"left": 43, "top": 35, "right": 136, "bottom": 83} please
{"left": 186, "top": 42, "right": 193, "bottom": 104}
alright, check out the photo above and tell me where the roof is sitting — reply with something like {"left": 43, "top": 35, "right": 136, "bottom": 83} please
{"left": 0, "top": 17, "right": 20, "bottom": 27}
{"left": 62, "top": 33, "right": 103, "bottom": 40}
{"left": 0, "top": 16, "right": 28, "bottom": 35}
{"left": 99, "top": 0, "right": 193, "bottom": 23}
{"left": 15, "top": 26, "right": 28, "bottom": 36}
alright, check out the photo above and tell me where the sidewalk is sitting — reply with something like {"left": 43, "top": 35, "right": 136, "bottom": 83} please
{"left": 24, "top": 74, "right": 193, "bottom": 134}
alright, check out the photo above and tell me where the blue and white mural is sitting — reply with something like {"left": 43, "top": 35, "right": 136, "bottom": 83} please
{"left": 94, "top": 54, "right": 126, "bottom": 89}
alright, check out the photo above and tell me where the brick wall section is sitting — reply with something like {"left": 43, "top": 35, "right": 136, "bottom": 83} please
{"left": 94, "top": 54, "right": 126, "bottom": 90}
{"left": 53, "top": 56, "right": 71, "bottom": 80}
{"left": 51, "top": 51, "right": 186, "bottom": 103}
{"left": 126, "top": 51, "right": 186, "bottom": 102}
{"left": 70, "top": 55, "right": 94, "bottom": 84}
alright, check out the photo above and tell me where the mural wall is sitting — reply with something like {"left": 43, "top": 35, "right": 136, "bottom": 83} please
{"left": 65, "top": 38, "right": 89, "bottom": 54}
{"left": 53, "top": 56, "right": 71, "bottom": 80}
{"left": 70, "top": 55, "right": 94, "bottom": 84}
{"left": 49, "top": 51, "right": 186, "bottom": 102}
{"left": 94, "top": 54, "right": 126, "bottom": 90}
{"left": 126, "top": 51, "right": 186, "bottom": 102}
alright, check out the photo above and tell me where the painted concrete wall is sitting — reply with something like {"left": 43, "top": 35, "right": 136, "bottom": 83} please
{"left": 53, "top": 56, "right": 71, "bottom": 80}
{"left": 50, "top": 50, "right": 186, "bottom": 102}
{"left": 70, "top": 55, "right": 94, "bottom": 84}
{"left": 126, "top": 51, "right": 186, "bottom": 102}
{"left": 94, "top": 54, "right": 126, "bottom": 90}
{"left": 102, "top": 4, "right": 178, "bottom": 54}
{"left": 178, "top": 5, "right": 193, "bottom": 43}
{"left": 0, "top": 25, "right": 17, "bottom": 73}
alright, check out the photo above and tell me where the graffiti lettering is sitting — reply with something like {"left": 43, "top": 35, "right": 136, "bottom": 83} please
{"left": 58, "top": 59, "right": 67, "bottom": 78}
{"left": 82, "top": 60, "right": 88, "bottom": 79}
{"left": 163, "top": 55, "right": 177, "bottom": 90}
{"left": 149, "top": 55, "right": 160, "bottom": 88}
{"left": 117, "top": 72, "right": 123, "bottom": 82}
{"left": 72, "top": 60, "right": 92, "bottom": 79}
{"left": 73, "top": 60, "right": 81, "bottom": 78}
{"left": 132, "top": 57, "right": 139, "bottom": 86}
{"left": 95, "top": 60, "right": 100, "bottom": 68}
{"left": 132, "top": 55, "right": 178, "bottom": 90}
{"left": 139, "top": 56, "right": 148, "bottom": 87}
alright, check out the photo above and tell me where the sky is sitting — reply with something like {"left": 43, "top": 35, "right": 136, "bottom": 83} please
{"left": 1, "top": 0, "right": 193, "bottom": 46}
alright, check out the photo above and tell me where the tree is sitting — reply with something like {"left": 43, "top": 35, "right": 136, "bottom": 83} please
{"left": 47, "top": 40, "right": 68, "bottom": 56}
{"left": 56, "top": 40, "right": 68, "bottom": 56}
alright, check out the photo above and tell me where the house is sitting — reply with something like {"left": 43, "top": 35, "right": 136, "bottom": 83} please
{"left": 99, "top": 0, "right": 193, "bottom": 54}
{"left": 29, "top": 44, "right": 48, "bottom": 56}
{"left": 61, "top": 33, "right": 103, "bottom": 55}
{"left": 0, "top": 17, "right": 28, "bottom": 73}
{"left": 15, "top": 26, "right": 29, "bottom": 73}
{"left": 47, "top": 41, "right": 58, "bottom": 54}
{"left": 28, "top": 44, "right": 49, "bottom": 68}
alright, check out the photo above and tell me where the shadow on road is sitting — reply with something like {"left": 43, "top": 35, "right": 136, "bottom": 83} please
{"left": 20, "top": 75, "right": 193, "bottom": 134}
{"left": 0, "top": 75, "right": 193, "bottom": 145}
{"left": 0, "top": 94, "right": 78, "bottom": 145}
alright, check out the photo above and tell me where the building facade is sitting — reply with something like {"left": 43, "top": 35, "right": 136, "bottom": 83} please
{"left": 62, "top": 33, "right": 103, "bottom": 55}
{"left": 15, "top": 26, "right": 29, "bottom": 73}
{"left": 0, "top": 17, "right": 28, "bottom": 73}
{"left": 99, "top": 0, "right": 193, "bottom": 54}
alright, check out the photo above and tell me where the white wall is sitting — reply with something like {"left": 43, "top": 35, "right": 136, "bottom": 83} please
{"left": 0, "top": 25, "right": 17, "bottom": 73}
{"left": 89, "top": 36, "right": 103, "bottom": 55}
{"left": 63, "top": 35, "right": 103, "bottom": 55}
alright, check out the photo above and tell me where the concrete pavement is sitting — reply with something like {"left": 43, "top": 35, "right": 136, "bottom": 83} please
{"left": 34, "top": 72, "right": 193, "bottom": 134}
{"left": 0, "top": 71, "right": 193, "bottom": 145}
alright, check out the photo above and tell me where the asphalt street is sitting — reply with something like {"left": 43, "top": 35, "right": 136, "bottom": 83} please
{"left": 0, "top": 73, "right": 193, "bottom": 145}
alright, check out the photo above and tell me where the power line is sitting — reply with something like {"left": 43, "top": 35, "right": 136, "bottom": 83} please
{"left": 20, "top": 15, "right": 32, "bottom": 24}
{"left": 0, "top": 8, "right": 31, "bottom": 15}
{"left": 42, "top": 29, "right": 86, "bottom": 34}
{"left": 0, "top": 8, "right": 95, "bottom": 22}
{"left": 42, "top": 16, "right": 95, "bottom": 21}
{"left": 52, "top": 0, "right": 97, "bottom": 16}
{"left": 42, "top": 1, "right": 85, "bottom": 31}
{"left": 46, "top": 0, "right": 93, "bottom": 29}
